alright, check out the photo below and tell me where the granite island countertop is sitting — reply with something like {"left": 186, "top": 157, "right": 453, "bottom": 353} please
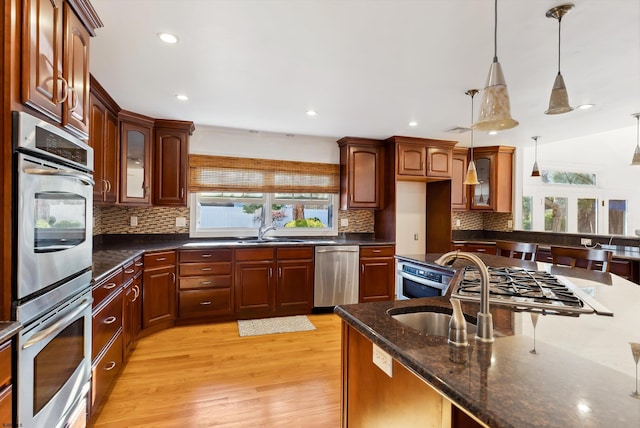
{"left": 336, "top": 253, "right": 640, "bottom": 427}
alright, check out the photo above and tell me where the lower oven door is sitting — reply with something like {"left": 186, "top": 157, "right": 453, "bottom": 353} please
{"left": 17, "top": 288, "right": 92, "bottom": 428}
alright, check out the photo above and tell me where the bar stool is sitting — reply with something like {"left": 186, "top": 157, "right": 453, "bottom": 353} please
{"left": 550, "top": 245, "right": 613, "bottom": 272}
{"left": 495, "top": 241, "right": 538, "bottom": 261}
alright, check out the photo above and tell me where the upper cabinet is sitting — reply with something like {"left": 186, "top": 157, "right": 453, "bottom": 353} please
{"left": 337, "top": 137, "right": 385, "bottom": 210}
{"left": 451, "top": 147, "right": 469, "bottom": 211}
{"left": 21, "top": 0, "right": 101, "bottom": 140}
{"left": 119, "top": 111, "right": 154, "bottom": 206}
{"left": 153, "top": 120, "right": 195, "bottom": 207}
{"left": 388, "top": 136, "right": 457, "bottom": 181}
{"left": 469, "top": 146, "right": 515, "bottom": 213}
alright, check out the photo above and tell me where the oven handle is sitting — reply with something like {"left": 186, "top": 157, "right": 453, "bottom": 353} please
{"left": 22, "top": 298, "right": 91, "bottom": 350}
{"left": 24, "top": 167, "right": 95, "bottom": 186}
{"left": 397, "top": 270, "right": 449, "bottom": 290}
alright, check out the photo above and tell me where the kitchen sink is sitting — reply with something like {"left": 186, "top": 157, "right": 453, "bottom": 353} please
{"left": 388, "top": 306, "right": 477, "bottom": 337}
{"left": 235, "top": 237, "right": 305, "bottom": 244}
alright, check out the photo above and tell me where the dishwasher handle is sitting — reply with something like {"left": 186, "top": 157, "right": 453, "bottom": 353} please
{"left": 315, "top": 247, "right": 359, "bottom": 253}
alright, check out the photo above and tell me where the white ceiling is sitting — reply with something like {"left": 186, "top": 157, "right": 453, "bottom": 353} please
{"left": 89, "top": 0, "right": 640, "bottom": 148}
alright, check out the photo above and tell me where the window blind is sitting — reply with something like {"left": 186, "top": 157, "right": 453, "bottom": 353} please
{"left": 189, "top": 154, "right": 340, "bottom": 193}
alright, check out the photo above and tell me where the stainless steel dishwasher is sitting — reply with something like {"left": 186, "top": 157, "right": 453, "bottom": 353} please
{"left": 314, "top": 245, "right": 360, "bottom": 308}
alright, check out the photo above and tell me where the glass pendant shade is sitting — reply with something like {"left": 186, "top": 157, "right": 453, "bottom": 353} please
{"left": 531, "top": 160, "right": 541, "bottom": 177}
{"left": 545, "top": 72, "right": 573, "bottom": 114}
{"left": 464, "top": 160, "right": 479, "bottom": 185}
{"left": 630, "top": 146, "right": 640, "bottom": 166}
{"left": 631, "top": 113, "right": 640, "bottom": 166}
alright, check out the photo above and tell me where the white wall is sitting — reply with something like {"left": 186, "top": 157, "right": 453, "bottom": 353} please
{"left": 395, "top": 181, "right": 426, "bottom": 254}
{"left": 517, "top": 124, "right": 640, "bottom": 236}
{"left": 190, "top": 124, "right": 339, "bottom": 164}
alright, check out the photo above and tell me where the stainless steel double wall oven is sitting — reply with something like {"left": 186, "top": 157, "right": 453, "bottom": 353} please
{"left": 13, "top": 111, "right": 94, "bottom": 428}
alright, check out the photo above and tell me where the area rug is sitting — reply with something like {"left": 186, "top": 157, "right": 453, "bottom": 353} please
{"left": 237, "top": 315, "right": 316, "bottom": 337}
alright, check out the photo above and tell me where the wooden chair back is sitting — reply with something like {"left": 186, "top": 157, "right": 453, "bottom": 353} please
{"left": 550, "top": 246, "right": 613, "bottom": 272}
{"left": 495, "top": 241, "right": 538, "bottom": 261}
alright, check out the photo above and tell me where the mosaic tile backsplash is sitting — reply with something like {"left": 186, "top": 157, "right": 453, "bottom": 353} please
{"left": 452, "top": 211, "right": 513, "bottom": 232}
{"left": 94, "top": 206, "right": 375, "bottom": 235}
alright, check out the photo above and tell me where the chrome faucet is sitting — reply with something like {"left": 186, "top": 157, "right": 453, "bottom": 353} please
{"left": 257, "top": 209, "right": 276, "bottom": 241}
{"left": 434, "top": 251, "right": 494, "bottom": 343}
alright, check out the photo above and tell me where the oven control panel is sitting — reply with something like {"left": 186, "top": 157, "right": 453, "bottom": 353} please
{"left": 401, "top": 265, "right": 451, "bottom": 285}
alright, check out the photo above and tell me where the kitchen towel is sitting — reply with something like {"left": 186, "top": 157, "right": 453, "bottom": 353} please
{"left": 237, "top": 315, "right": 316, "bottom": 337}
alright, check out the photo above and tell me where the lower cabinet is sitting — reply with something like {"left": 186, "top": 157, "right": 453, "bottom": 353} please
{"left": 234, "top": 246, "right": 314, "bottom": 318}
{"left": 142, "top": 250, "right": 177, "bottom": 332}
{"left": 0, "top": 340, "right": 12, "bottom": 428}
{"left": 359, "top": 245, "right": 396, "bottom": 303}
{"left": 123, "top": 272, "right": 142, "bottom": 357}
{"left": 91, "top": 332, "right": 123, "bottom": 418}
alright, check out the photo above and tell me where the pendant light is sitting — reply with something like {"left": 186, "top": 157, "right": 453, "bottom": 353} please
{"left": 472, "top": 0, "right": 518, "bottom": 132}
{"left": 545, "top": 4, "right": 574, "bottom": 115}
{"left": 464, "top": 89, "right": 480, "bottom": 185}
{"left": 531, "top": 136, "right": 541, "bottom": 177}
{"left": 631, "top": 113, "right": 640, "bottom": 166}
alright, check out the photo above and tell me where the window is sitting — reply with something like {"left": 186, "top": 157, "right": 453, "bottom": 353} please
{"left": 521, "top": 196, "right": 532, "bottom": 230}
{"left": 577, "top": 198, "right": 597, "bottom": 234}
{"left": 544, "top": 197, "right": 567, "bottom": 232}
{"left": 541, "top": 171, "right": 596, "bottom": 185}
{"left": 609, "top": 200, "right": 627, "bottom": 235}
{"left": 191, "top": 192, "right": 337, "bottom": 237}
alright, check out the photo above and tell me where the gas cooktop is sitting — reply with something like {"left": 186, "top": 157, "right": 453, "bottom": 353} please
{"left": 453, "top": 266, "right": 612, "bottom": 316}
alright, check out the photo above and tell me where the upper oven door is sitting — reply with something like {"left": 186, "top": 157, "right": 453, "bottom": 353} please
{"left": 16, "top": 152, "right": 94, "bottom": 300}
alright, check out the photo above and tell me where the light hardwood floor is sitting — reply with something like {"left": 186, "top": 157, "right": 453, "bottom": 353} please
{"left": 90, "top": 314, "right": 342, "bottom": 428}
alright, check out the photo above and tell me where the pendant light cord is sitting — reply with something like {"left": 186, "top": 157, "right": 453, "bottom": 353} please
{"left": 557, "top": 16, "right": 562, "bottom": 74}
{"left": 493, "top": 0, "right": 498, "bottom": 61}
{"left": 636, "top": 115, "right": 640, "bottom": 149}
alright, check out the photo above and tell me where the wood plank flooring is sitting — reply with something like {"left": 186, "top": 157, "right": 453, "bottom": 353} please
{"left": 90, "top": 314, "right": 342, "bottom": 428}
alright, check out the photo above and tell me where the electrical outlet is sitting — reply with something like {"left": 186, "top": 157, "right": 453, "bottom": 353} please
{"left": 455, "top": 219, "right": 461, "bottom": 227}
{"left": 372, "top": 343, "right": 393, "bottom": 377}
{"left": 340, "top": 218, "right": 349, "bottom": 227}
{"left": 176, "top": 217, "right": 187, "bottom": 227}
{"left": 580, "top": 238, "right": 592, "bottom": 246}
{"left": 130, "top": 216, "right": 138, "bottom": 227}
{"left": 413, "top": 233, "right": 419, "bottom": 240}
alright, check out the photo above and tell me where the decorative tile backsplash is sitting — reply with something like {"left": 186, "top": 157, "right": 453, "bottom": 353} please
{"left": 94, "top": 206, "right": 374, "bottom": 235}
{"left": 452, "top": 211, "right": 513, "bottom": 232}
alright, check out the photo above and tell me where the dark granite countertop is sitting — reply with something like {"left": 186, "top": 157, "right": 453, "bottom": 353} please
{"left": 336, "top": 253, "right": 640, "bottom": 428}
{"left": 92, "top": 234, "right": 394, "bottom": 283}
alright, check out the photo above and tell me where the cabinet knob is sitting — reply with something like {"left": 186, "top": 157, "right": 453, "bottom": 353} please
{"left": 103, "top": 361, "right": 117, "bottom": 371}
{"left": 103, "top": 316, "right": 117, "bottom": 325}
{"left": 103, "top": 282, "right": 117, "bottom": 290}
{"left": 124, "top": 268, "right": 135, "bottom": 274}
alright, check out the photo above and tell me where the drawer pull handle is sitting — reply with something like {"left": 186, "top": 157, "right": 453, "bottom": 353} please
{"left": 200, "top": 301, "right": 212, "bottom": 306}
{"left": 135, "top": 262, "right": 143, "bottom": 267}
{"left": 201, "top": 254, "right": 212, "bottom": 258}
{"left": 201, "top": 267, "right": 212, "bottom": 271}
{"left": 156, "top": 257, "right": 167, "bottom": 261}
{"left": 104, "top": 316, "right": 117, "bottom": 325}
{"left": 201, "top": 281, "right": 212, "bottom": 285}
{"left": 103, "top": 283, "right": 117, "bottom": 290}
{"left": 372, "top": 249, "right": 381, "bottom": 253}
{"left": 124, "top": 269, "right": 135, "bottom": 274}
{"left": 104, "top": 361, "right": 117, "bottom": 371}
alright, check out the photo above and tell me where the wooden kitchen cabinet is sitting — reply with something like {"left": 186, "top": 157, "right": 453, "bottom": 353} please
{"left": 465, "top": 243, "right": 496, "bottom": 255}
{"left": 388, "top": 136, "right": 456, "bottom": 181}
{"left": 142, "top": 250, "right": 177, "bottom": 333}
{"left": 21, "top": 0, "right": 98, "bottom": 139}
{"left": 469, "top": 146, "right": 515, "bottom": 213}
{"left": 178, "top": 249, "right": 234, "bottom": 322}
{"left": 119, "top": 111, "right": 154, "bottom": 205}
{"left": 0, "top": 340, "right": 12, "bottom": 428}
{"left": 122, "top": 256, "right": 143, "bottom": 357}
{"left": 451, "top": 147, "right": 469, "bottom": 211}
{"left": 89, "top": 76, "right": 119, "bottom": 204}
{"left": 397, "top": 143, "right": 426, "bottom": 177}
{"left": 337, "top": 137, "right": 385, "bottom": 210}
{"left": 359, "top": 245, "right": 396, "bottom": 302}
{"left": 153, "top": 120, "right": 195, "bottom": 206}
{"left": 275, "top": 247, "right": 314, "bottom": 314}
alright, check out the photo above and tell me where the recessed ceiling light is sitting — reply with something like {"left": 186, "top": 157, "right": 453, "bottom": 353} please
{"left": 306, "top": 110, "right": 317, "bottom": 117}
{"left": 488, "top": 131, "right": 498, "bottom": 135}
{"left": 577, "top": 104, "right": 595, "bottom": 110}
{"left": 176, "top": 94, "right": 189, "bottom": 101}
{"left": 157, "top": 32, "right": 179, "bottom": 44}
{"left": 408, "top": 121, "right": 418, "bottom": 127}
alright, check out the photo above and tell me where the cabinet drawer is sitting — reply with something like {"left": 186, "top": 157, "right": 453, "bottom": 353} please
{"left": 144, "top": 250, "right": 176, "bottom": 269}
{"left": 180, "top": 262, "right": 232, "bottom": 277}
{"left": 180, "top": 249, "right": 232, "bottom": 263}
{"left": 236, "top": 247, "right": 274, "bottom": 261}
{"left": 0, "top": 384, "right": 11, "bottom": 428}
{"left": 360, "top": 246, "right": 395, "bottom": 258}
{"left": 179, "top": 276, "right": 231, "bottom": 290}
{"left": 466, "top": 244, "right": 496, "bottom": 255}
{"left": 0, "top": 341, "right": 10, "bottom": 388}
{"left": 92, "top": 332, "right": 123, "bottom": 410}
{"left": 122, "top": 259, "right": 136, "bottom": 283}
{"left": 93, "top": 268, "right": 123, "bottom": 309}
{"left": 179, "top": 289, "right": 232, "bottom": 318}
{"left": 277, "top": 246, "right": 314, "bottom": 260}
{"left": 92, "top": 290, "right": 123, "bottom": 360}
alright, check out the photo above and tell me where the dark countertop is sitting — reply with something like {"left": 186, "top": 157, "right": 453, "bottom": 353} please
{"left": 92, "top": 235, "right": 395, "bottom": 283}
{"left": 0, "top": 321, "right": 22, "bottom": 343}
{"left": 336, "top": 253, "right": 640, "bottom": 428}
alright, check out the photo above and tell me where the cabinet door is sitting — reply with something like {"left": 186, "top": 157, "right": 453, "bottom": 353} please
{"left": 120, "top": 121, "right": 152, "bottom": 205}
{"left": 103, "top": 110, "right": 119, "bottom": 204}
{"left": 397, "top": 144, "right": 426, "bottom": 177}
{"left": 142, "top": 265, "right": 176, "bottom": 328}
{"left": 234, "top": 260, "right": 276, "bottom": 315}
{"left": 123, "top": 277, "right": 142, "bottom": 356}
{"left": 276, "top": 259, "right": 314, "bottom": 313}
{"left": 89, "top": 94, "right": 107, "bottom": 201}
{"left": 348, "top": 145, "right": 383, "bottom": 209}
{"left": 359, "top": 257, "right": 395, "bottom": 303}
{"left": 425, "top": 146, "right": 452, "bottom": 178}
{"left": 451, "top": 150, "right": 469, "bottom": 210}
{"left": 62, "top": 3, "right": 90, "bottom": 138}
{"left": 470, "top": 156, "right": 492, "bottom": 210}
{"left": 22, "top": 0, "right": 65, "bottom": 121}
{"left": 154, "top": 128, "right": 188, "bottom": 206}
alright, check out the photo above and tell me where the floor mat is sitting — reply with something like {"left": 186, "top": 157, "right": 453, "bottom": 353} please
{"left": 237, "top": 315, "right": 317, "bottom": 337}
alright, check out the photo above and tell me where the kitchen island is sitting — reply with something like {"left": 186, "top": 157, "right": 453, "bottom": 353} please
{"left": 335, "top": 253, "right": 640, "bottom": 427}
